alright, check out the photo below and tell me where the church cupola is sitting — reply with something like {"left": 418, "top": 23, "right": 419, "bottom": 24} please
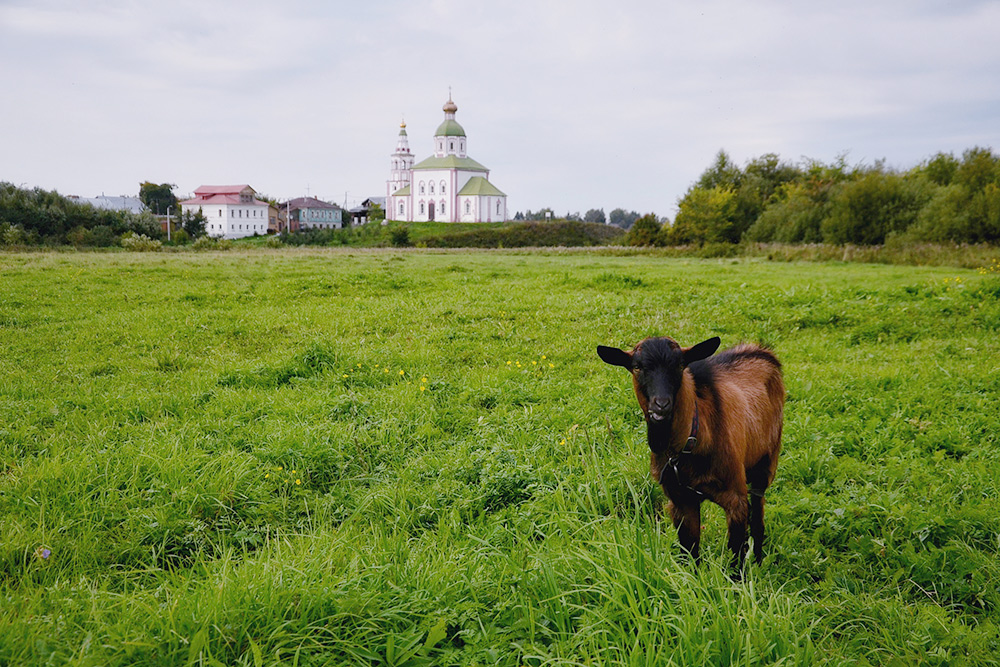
{"left": 434, "top": 93, "right": 467, "bottom": 158}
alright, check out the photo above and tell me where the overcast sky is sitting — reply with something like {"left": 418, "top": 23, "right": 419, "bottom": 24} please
{"left": 2, "top": 0, "right": 998, "bottom": 217}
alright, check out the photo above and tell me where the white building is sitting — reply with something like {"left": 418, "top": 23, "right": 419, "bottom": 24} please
{"left": 180, "top": 185, "right": 270, "bottom": 239}
{"left": 388, "top": 96, "right": 507, "bottom": 223}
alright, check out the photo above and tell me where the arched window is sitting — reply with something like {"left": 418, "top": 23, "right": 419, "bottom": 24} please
{"left": 440, "top": 181, "right": 446, "bottom": 194}
{"left": 497, "top": 201, "right": 501, "bottom": 215}
{"left": 420, "top": 201, "right": 425, "bottom": 215}
{"left": 398, "top": 202, "right": 404, "bottom": 216}
{"left": 465, "top": 200, "right": 471, "bottom": 215}
{"left": 419, "top": 182, "right": 425, "bottom": 195}
{"left": 429, "top": 182, "right": 435, "bottom": 195}
{"left": 440, "top": 200, "right": 446, "bottom": 216}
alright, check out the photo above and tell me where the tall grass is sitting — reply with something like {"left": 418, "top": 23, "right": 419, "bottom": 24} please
{"left": 1, "top": 249, "right": 999, "bottom": 665}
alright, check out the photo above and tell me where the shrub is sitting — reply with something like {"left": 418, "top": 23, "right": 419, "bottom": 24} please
{"left": 120, "top": 233, "right": 162, "bottom": 252}
{"left": 88, "top": 225, "right": 118, "bottom": 247}
{"left": 191, "top": 236, "right": 217, "bottom": 251}
{"left": 389, "top": 225, "right": 411, "bottom": 247}
{"left": 668, "top": 186, "right": 737, "bottom": 244}
{"left": 822, "top": 169, "right": 928, "bottom": 244}
{"left": 625, "top": 214, "right": 662, "bottom": 246}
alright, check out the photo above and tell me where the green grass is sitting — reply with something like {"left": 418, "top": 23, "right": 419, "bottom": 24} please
{"left": 2, "top": 248, "right": 999, "bottom": 665}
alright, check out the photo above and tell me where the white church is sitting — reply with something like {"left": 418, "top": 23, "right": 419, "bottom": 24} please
{"left": 387, "top": 95, "right": 507, "bottom": 223}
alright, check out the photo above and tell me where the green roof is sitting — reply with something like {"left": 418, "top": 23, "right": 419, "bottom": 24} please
{"left": 411, "top": 155, "right": 489, "bottom": 172}
{"left": 434, "top": 119, "right": 466, "bottom": 137}
{"left": 392, "top": 185, "right": 411, "bottom": 196}
{"left": 458, "top": 176, "right": 506, "bottom": 197}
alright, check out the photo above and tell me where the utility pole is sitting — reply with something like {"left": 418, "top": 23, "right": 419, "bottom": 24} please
{"left": 166, "top": 206, "right": 172, "bottom": 242}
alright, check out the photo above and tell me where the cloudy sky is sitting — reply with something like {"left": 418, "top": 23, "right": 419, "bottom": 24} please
{"left": 2, "top": 0, "right": 998, "bottom": 217}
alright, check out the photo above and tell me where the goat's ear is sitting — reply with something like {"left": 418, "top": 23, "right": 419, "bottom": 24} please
{"left": 683, "top": 336, "right": 721, "bottom": 365}
{"left": 597, "top": 345, "right": 633, "bottom": 369}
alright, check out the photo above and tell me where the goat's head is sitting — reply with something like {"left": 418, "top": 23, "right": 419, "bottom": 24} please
{"left": 598, "top": 336, "right": 720, "bottom": 424}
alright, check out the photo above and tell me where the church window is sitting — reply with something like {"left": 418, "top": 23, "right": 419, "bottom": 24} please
{"left": 449, "top": 141, "right": 454, "bottom": 151}
{"left": 440, "top": 200, "right": 446, "bottom": 215}
{"left": 440, "top": 181, "right": 446, "bottom": 194}
{"left": 430, "top": 183, "right": 435, "bottom": 194}
{"left": 420, "top": 202, "right": 425, "bottom": 215}
{"left": 497, "top": 201, "right": 502, "bottom": 215}
{"left": 465, "top": 201, "right": 471, "bottom": 215}
{"left": 399, "top": 202, "right": 404, "bottom": 216}
{"left": 419, "top": 182, "right": 425, "bottom": 195}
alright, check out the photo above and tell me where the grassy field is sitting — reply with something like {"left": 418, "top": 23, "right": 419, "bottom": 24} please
{"left": 2, "top": 248, "right": 999, "bottom": 666}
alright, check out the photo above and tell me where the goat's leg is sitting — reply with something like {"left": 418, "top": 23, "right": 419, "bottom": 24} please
{"left": 747, "top": 455, "right": 773, "bottom": 564}
{"left": 669, "top": 500, "right": 702, "bottom": 563}
{"left": 719, "top": 491, "right": 750, "bottom": 573}
{"left": 748, "top": 493, "right": 766, "bottom": 564}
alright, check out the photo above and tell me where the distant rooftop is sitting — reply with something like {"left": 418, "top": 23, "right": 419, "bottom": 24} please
{"left": 71, "top": 195, "right": 147, "bottom": 215}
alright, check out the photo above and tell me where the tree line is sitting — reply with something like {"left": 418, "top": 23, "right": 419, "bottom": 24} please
{"left": 0, "top": 181, "right": 207, "bottom": 247}
{"left": 627, "top": 147, "right": 1000, "bottom": 247}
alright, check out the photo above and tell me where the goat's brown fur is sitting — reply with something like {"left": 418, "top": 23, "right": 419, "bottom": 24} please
{"left": 598, "top": 337, "right": 785, "bottom": 570}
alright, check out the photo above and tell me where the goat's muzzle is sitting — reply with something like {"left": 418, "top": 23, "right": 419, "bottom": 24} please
{"left": 648, "top": 396, "right": 673, "bottom": 422}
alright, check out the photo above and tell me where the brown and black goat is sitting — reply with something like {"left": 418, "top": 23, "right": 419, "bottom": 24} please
{"left": 598, "top": 336, "right": 784, "bottom": 571}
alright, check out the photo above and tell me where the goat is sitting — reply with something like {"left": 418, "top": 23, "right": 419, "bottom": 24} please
{"left": 598, "top": 336, "right": 784, "bottom": 571}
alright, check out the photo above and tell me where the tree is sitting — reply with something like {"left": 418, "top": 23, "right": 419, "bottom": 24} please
{"left": 369, "top": 202, "right": 385, "bottom": 224}
{"left": 608, "top": 208, "right": 640, "bottom": 229}
{"left": 584, "top": 208, "right": 606, "bottom": 223}
{"left": 181, "top": 209, "right": 207, "bottom": 239}
{"left": 625, "top": 213, "right": 662, "bottom": 246}
{"left": 139, "top": 182, "right": 178, "bottom": 215}
{"left": 667, "top": 186, "right": 737, "bottom": 244}
{"left": 697, "top": 150, "right": 741, "bottom": 190}
{"left": 821, "top": 168, "right": 926, "bottom": 245}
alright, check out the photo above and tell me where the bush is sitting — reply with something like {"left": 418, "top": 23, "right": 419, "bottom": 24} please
{"left": 668, "top": 186, "right": 737, "bottom": 244}
{"left": 88, "top": 225, "right": 118, "bottom": 247}
{"left": 421, "top": 220, "right": 624, "bottom": 248}
{"left": 120, "top": 233, "right": 162, "bottom": 252}
{"left": 191, "top": 236, "right": 217, "bottom": 251}
{"left": 389, "top": 225, "right": 411, "bottom": 247}
{"left": 821, "top": 169, "right": 928, "bottom": 244}
{"left": 625, "top": 214, "right": 662, "bottom": 246}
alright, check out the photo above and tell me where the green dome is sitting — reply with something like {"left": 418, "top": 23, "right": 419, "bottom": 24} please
{"left": 434, "top": 118, "right": 466, "bottom": 137}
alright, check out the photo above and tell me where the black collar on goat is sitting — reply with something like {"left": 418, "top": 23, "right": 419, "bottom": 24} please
{"left": 598, "top": 335, "right": 785, "bottom": 573}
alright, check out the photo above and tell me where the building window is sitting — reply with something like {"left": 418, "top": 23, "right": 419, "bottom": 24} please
{"left": 449, "top": 141, "right": 454, "bottom": 151}
{"left": 419, "top": 182, "right": 425, "bottom": 195}
{"left": 497, "top": 201, "right": 501, "bottom": 215}
{"left": 440, "top": 200, "right": 446, "bottom": 216}
{"left": 420, "top": 201, "right": 425, "bottom": 215}
{"left": 440, "top": 181, "right": 446, "bottom": 194}
{"left": 399, "top": 202, "right": 404, "bottom": 216}
{"left": 465, "top": 201, "right": 471, "bottom": 215}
